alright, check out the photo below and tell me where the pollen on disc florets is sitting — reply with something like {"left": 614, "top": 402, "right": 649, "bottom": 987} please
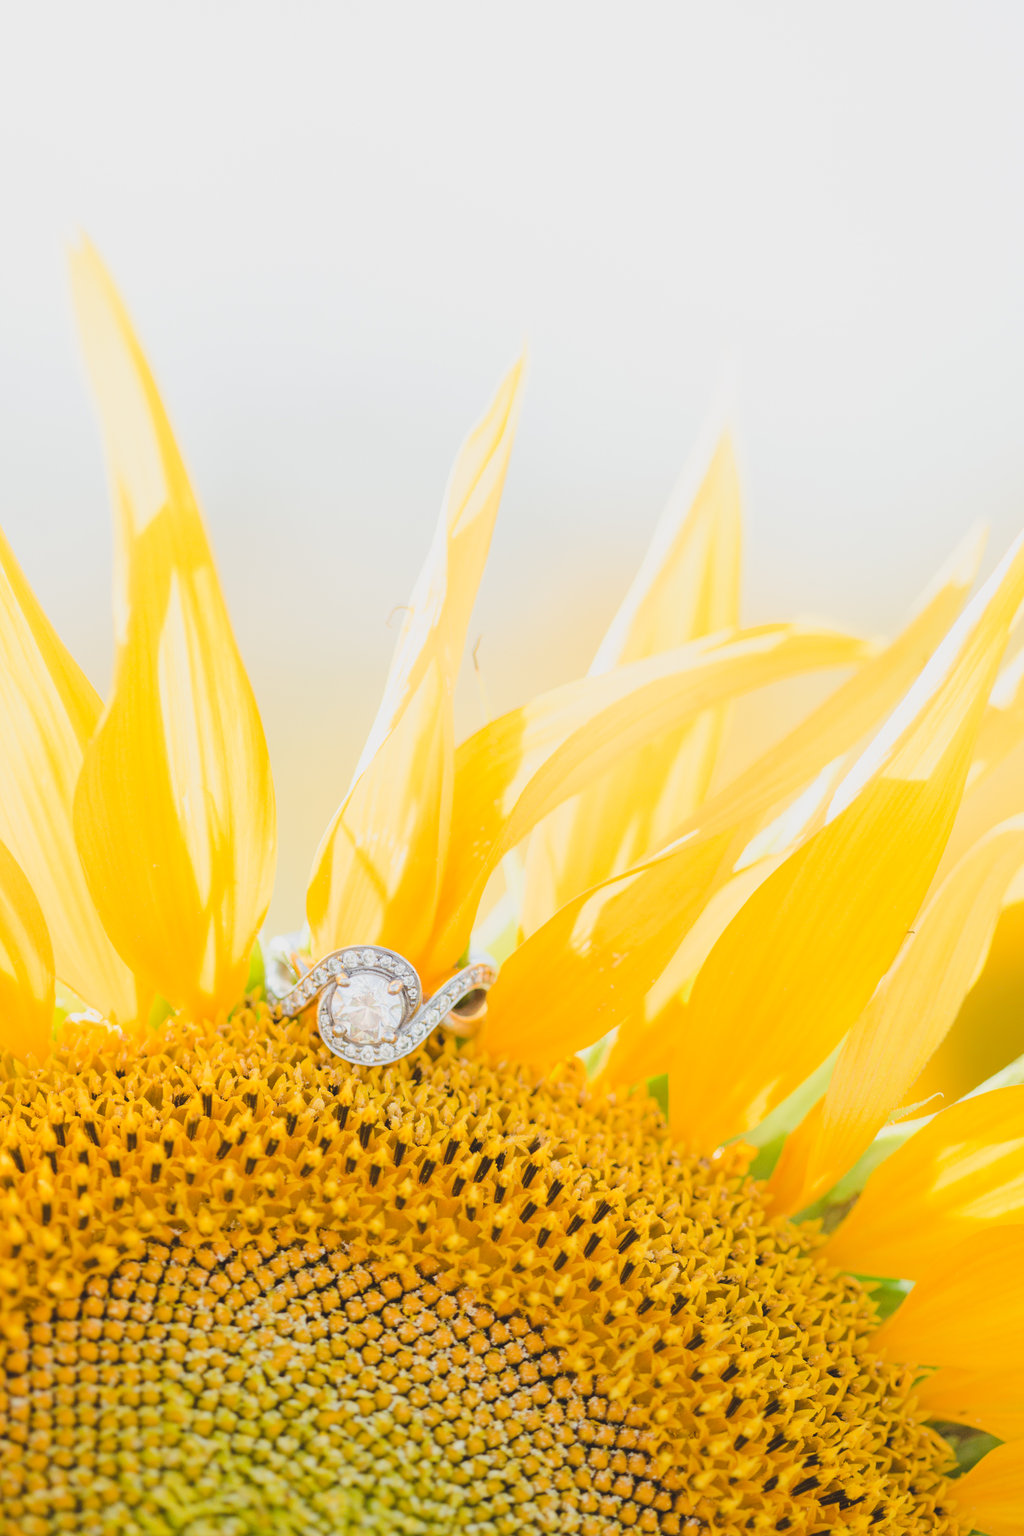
{"left": 0, "top": 1004, "right": 962, "bottom": 1536}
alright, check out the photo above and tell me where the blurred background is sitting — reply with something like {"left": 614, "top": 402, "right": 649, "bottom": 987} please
{"left": 2, "top": 2, "right": 1024, "bottom": 928}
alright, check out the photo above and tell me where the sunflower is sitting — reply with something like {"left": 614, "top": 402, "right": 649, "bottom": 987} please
{"left": 0, "top": 244, "right": 1022, "bottom": 1536}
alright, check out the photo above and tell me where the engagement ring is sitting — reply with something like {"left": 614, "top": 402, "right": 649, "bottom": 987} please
{"left": 267, "top": 940, "right": 496, "bottom": 1066}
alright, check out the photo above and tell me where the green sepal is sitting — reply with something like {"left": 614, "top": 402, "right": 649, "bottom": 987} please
{"left": 926, "top": 1423, "right": 1003, "bottom": 1478}
{"left": 859, "top": 1274, "right": 912, "bottom": 1321}
{"left": 743, "top": 1048, "right": 840, "bottom": 1179}
{"left": 246, "top": 938, "right": 266, "bottom": 1000}
{"left": 578, "top": 1029, "right": 616, "bottom": 1081}
{"left": 148, "top": 995, "right": 174, "bottom": 1031}
{"left": 951, "top": 1431, "right": 1002, "bottom": 1476}
{"left": 646, "top": 1073, "right": 669, "bottom": 1117}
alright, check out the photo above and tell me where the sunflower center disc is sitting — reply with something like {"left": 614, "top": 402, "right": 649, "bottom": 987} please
{"left": 329, "top": 971, "right": 404, "bottom": 1045}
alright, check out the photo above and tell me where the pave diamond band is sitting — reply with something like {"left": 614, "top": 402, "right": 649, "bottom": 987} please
{"left": 268, "top": 944, "right": 497, "bottom": 1066}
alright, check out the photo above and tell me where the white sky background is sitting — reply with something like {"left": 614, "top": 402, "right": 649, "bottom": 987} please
{"left": 2, "top": 2, "right": 1024, "bottom": 927}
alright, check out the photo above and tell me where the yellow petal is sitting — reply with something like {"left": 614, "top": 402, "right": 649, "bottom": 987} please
{"left": 937, "top": 644, "right": 1024, "bottom": 877}
{"left": 824, "top": 1085, "right": 1024, "bottom": 1279}
{"left": 428, "top": 624, "right": 868, "bottom": 981}
{"left": 0, "top": 526, "right": 137, "bottom": 1020}
{"left": 907, "top": 651, "right": 1024, "bottom": 1104}
{"left": 770, "top": 817, "right": 1024, "bottom": 1214}
{"left": 602, "top": 544, "right": 982, "bottom": 1087}
{"left": 481, "top": 830, "right": 732, "bottom": 1063}
{"left": 875, "top": 1225, "right": 1024, "bottom": 1373}
{"left": 667, "top": 529, "right": 983, "bottom": 856}
{"left": 523, "top": 433, "right": 741, "bottom": 927}
{"left": 0, "top": 840, "right": 54, "bottom": 1062}
{"left": 307, "top": 361, "right": 523, "bottom": 965}
{"left": 916, "top": 1365, "right": 1024, "bottom": 1442}
{"left": 480, "top": 539, "right": 984, "bottom": 1069}
{"left": 70, "top": 242, "right": 275, "bottom": 1019}
{"left": 600, "top": 994, "right": 688, "bottom": 1088}
{"left": 600, "top": 854, "right": 782, "bottom": 1085}
{"left": 954, "top": 1440, "right": 1024, "bottom": 1536}
{"left": 596, "top": 431, "right": 741, "bottom": 666}
{"left": 667, "top": 534, "right": 1024, "bottom": 1151}
{"left": 910, "top": 899, "right": 1024, "bottom": 1109}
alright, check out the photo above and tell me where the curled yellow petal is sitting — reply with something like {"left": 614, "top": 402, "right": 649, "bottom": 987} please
{"left": 875, "top": 1225, "right": 1024, "bottom": 1374}
{"left": 0, "top": 527, "right": 136, "bottom": 1021}
{"left": 954, "top": 1440, "right": 1024, "bottom": 1536}
{"left": 0, "top": 839, "right": 55, "bottom": 1062}
{"left": 666, "top": 535, "right": 1024, "bottom": 1151}
{"left": 771, "top": 817, "right": 1024, "bottom": 1215}
{"left": 70, "top": 242, "right": 275, "bottom": 1019}
{"left": 523, "top": 432, "right": 741, "bottom": 927}
{"left": 307, "top": 361, "right": 523, "bottom": 966}
{"left": 428, "top": 624, "right": 867, "bottom": 980}
{"left": 824, "top": 1085, "right": 1024, "bottom": 1279}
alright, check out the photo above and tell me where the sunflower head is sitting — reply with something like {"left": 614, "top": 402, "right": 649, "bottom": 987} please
{"left": 0, "top": 1006, "right": 970, "bottom": 1536}
{"left": 0, "top": 248, "right": 1023, "bottom": 1535}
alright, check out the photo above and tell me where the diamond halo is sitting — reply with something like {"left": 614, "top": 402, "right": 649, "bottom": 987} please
{"left": 269, "top": 942, "right": 496, "bottom": 1066}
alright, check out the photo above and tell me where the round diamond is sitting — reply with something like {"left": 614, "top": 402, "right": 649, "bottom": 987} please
{"left": 329, "top": 972, "right": 404, "bottom": 1046}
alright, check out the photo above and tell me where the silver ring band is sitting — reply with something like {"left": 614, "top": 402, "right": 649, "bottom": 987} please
{"left": 267, "top": 943, "right": 496, "bottom": 1066}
